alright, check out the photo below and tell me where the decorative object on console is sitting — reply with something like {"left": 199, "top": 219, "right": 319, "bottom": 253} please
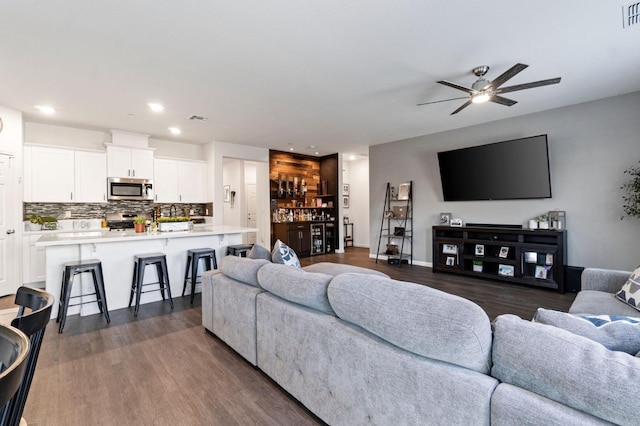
{"left": 450, "top": 218, "right": 463, "bottom": 227}
{"left": 475, "top": 244, "right": 485, "bottom": 256}
{"left": 615, "top": 266, "right": 640, "bottom": 312}
{"left": 548, "top": 210, "right": 566, "bottom": 230}
{"left": 536, "top": 213, "right": 549, "bottom": 229}
{"left": 439, "top": 212, "right": 452, "bottom": 226}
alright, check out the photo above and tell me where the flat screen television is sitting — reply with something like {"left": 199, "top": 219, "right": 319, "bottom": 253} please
{"left": 437, "top": 134, "right": 551, "bottom": 201}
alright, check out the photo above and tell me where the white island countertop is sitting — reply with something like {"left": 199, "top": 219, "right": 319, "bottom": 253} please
{"left": 36, "top": 225, "right": 258, "bottom": 247}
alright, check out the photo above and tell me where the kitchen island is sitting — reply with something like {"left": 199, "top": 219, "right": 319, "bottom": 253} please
{"left": 36, "top": 226, "right": 258, "bottom": 319}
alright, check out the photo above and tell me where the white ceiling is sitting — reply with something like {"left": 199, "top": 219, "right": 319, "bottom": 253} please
{"left": 1, "top": 1, "right": 639, "bottom": 157}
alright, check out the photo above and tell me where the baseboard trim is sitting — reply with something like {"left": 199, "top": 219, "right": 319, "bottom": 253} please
{"left": 367, "top": 253, "right": 431, "bottom": 268}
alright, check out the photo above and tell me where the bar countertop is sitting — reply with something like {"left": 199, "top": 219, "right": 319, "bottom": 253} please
{"left": 36, "top": 225, "right": 258, "bottom": 247}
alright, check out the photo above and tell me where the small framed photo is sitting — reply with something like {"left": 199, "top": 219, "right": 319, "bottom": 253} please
{"left": 545, "top": 253, "right": 554, "bottom": 265}
{"left": 442, "top": 244, "right": 458, "bottom": 254}
{"left": 498, "top": 246, "right": 510, "bottom": 258}
{"left": 446, "top": 256, "right": 456, "bottom": 266}
{"left": 524, "top": 252, "right": 538, "bottom": 263}
{"left": 439, "top": 212, "right": 452, "bottom": 226}
{"left": 498, "top": 264, "right": 515, "bottom": 277}
{"left": 342, "top": 184, "right": 350, "bottom": 196}
{"left": 343, "top": 196, "right": 350, "bottom": 209}
{"left": 397, "top": 182, "right": 411, "bottom": 200}
{"left": 475, "top": 244, "right": 485, "bottom": 256}
{"left": 473, "top": 260, "right": 483, "bottom": 272}
{"left": 535, "top": 265, "right": 549, "bottom": 279}
{"left": 224, "top": 185, "right": 231, "bottom": 203}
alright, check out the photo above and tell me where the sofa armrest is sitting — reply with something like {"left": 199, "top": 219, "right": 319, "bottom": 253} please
{"left": 581, "top": 268, "right": 631, "bottom": 293}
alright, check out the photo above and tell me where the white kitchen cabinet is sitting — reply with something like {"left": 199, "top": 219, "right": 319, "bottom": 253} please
{"left": 75, "top": 151, "right": 107, "bottom": 202}
{"left": 178, "top": 160, "right": 206, "bottom": 203}
{"left": 153, "top": 158, "right": 179, "bottom": 202}
{"left": 107, "top": 145, "right": 154, "bottom": 179}
{"left": 31, "top": 146, "right": 75, "bottom": 202}
{"left": 154, "top": 158, "right": 206, "bottom": 203}
{"left": 23, "top": 145, "right": 32, "bottom": 201}
{"left": 23, "top": 234, "right": 46, "bottom": 286}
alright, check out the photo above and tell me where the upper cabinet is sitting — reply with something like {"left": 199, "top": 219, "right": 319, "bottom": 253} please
{"left": 106, "top": 145, "right": 154, "bottom": 179}
{"left": 154, "top": 158, "right": 206, "bottom": 203}
{"left": 75, "top": 151, "right": 107, "bottom": 202}
{"left": 30, "top": 146, "right": 75, "bottom": 202}
{"left": 25, "top": 146, "right": 106, "bottom": 203}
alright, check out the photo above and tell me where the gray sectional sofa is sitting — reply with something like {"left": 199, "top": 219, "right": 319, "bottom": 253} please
{"left": 202, "top": 259, "right": 640, "bottom": 426}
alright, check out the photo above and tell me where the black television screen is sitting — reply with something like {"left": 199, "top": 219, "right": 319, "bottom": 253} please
{"left": 437, "top": 135, "right": 551, "bottom": 201}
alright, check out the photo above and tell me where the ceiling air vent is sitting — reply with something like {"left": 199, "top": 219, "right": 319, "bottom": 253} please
{"left": 623, "top": 2, "right": 640, "bottom": 28}
{"left": 188, "top": 115, "right": 209, "bottom": 121}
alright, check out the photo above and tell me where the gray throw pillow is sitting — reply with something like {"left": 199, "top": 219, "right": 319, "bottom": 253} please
{"left": 271, "top": 239, "right": 301, "bottom": 268}
{"left": 248, "top": 244, "right": 272, "bottom": 261}
{"left": 533, "top": 308, "right": 640, "bottom": 354}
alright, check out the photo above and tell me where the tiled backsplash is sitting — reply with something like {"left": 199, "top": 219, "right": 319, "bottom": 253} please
{"left": 24, "top": 201, "right": 209, "bottom": 220}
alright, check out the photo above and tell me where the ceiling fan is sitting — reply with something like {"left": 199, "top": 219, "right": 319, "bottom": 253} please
{"left": 418, "top": 63, "right": 561, "bottom": 115}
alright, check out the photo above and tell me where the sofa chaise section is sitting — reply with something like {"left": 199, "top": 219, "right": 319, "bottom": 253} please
{"left": 256, "top": 266, "right": 498, "bottom": 426}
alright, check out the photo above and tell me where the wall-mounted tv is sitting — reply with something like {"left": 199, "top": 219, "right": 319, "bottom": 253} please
{"left": 437, "top": 134, "right": 551, "bottom": 201}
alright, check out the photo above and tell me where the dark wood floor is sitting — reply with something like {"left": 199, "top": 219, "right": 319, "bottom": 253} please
{"left": 20, "top": 248, "right": 574, "bottom": 425}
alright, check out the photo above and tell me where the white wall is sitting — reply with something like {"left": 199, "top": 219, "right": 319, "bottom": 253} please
{"left": 369, "top": 91, "right": 640, "bottom": 270}
{"left": 343, "top": 158, "right": 370, "bottom": 248}
{"left": 205, "top": 141, "right": 270, "bottom": 247}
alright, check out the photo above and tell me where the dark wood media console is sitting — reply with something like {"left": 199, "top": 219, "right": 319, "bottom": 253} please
{"left": 432, "top": 225, "right": 567, "bottom": 293}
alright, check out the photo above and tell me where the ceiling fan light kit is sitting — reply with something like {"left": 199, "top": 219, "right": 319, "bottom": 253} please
{"left": 418, "top": 63, "right": 561, "bottom": 115}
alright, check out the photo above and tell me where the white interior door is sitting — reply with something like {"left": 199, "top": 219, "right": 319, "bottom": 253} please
{"left": 246, "top": 183, "right": 257, "bottom": 244}
{"left": 0, "top": 154, "right": 16, "bottom": 296}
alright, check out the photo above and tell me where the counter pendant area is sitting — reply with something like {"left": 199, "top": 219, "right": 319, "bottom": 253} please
{"left": 36, "top": 226, "right": 258, "bottom": 319}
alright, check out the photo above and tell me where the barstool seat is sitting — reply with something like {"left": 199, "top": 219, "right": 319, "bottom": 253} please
{"left": 226, "top": 244, "right": 254, "bottom": 257}
{"left": 129, "top": 253, "right": 173, "bottom": 316}
{"left": 182, "top": 248, "right": 217, "bottom": 304}
{"left": 56, "top": 259, "right": 110, "bottom": 333}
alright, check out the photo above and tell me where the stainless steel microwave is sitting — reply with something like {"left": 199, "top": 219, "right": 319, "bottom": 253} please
{"left": 107, "top": 177, "right": 154, "bottom": 201}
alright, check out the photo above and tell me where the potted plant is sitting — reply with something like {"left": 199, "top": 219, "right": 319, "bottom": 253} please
{"left": 28, "top": 214, "right": 42, "bottom": 231}
{"left": 621, "top": 161, "right": 640, "bottom": 219}
{"left": 133, "top": 216, "right": 147, "bottom": 233}
{"left": 537, "top": 213, "right": 549, "bottom": 229}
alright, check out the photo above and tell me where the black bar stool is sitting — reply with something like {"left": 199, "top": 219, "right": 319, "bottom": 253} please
{"left": 56, "top": 260, "right": 110, "bottom": 333}
{"left": 226, "top": 244, "right": 254, "bottom": 257}
{"left": 182, "top": 248, "right": 217, "bottom": 304}
{"left": 129, "top": 253, "right": 173, "bottom": 316}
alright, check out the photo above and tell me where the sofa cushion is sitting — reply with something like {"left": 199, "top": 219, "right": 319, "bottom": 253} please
{"left": 248, "top": 243, "right": 272, "bottom": 261}
{"left": 219, "top": 256, "right": 270, "bottom": 288}
{"left": 328, "top": 273, "right": 493, "bottom": 374}
{"left": 534, "top": 308, "right": 640, "bottom": 354}
{"left": 616, "top": 266, "right": 640, "bottom": 312}
{"left": 491, "top": 314, "right": 640, "bottom": 426}
{"left": 271, "top": 239, "right": 301, "bottom": 268}
{"left": 569, "top": 290, "right": 640, "bottom": 316}
{"left": 303, "top": 262, "right": 389, "bottom": 278}
{"left": 257, "top": 263, "right": 335, "bottom": 315}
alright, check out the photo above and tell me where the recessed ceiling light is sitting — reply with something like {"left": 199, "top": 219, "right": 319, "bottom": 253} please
{"left": 169, "top": 127, "right": 181, "bottom": 135}
{"left": 307, "top": 145, "right": 316, "bottom": 149}
{"left": 349, "top": 155, "right": 356, "bottom": 161}
{"left": 34, "top": 105, "right": 55, "bottom": 115}
{"left": 289, "top": 147, "right": 294, "bottom": 151}
{"left": 148, "top": 102, "right": 164, "bottom": 112}
{"left": 315, "top": 152, "right": 319, "bottom": 155}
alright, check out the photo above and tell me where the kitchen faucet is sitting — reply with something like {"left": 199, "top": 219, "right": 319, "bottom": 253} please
{"left": 170, "top": 204, "right": 177, "bottom": 217}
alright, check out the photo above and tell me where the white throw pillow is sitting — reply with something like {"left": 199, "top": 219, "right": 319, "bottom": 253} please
{"left": 271, "top": 239, "right": 301, "bottom": 268}
{"left": 616, "top": 266, "right": 640, "bottom": 312}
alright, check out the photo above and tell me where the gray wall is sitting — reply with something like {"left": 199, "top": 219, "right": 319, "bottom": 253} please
{"left": 370, "top": 91, "right": 640, "bottom": 270}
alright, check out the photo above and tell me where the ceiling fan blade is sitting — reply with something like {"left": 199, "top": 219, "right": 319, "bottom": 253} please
{"left": 417, "top": 96, "right": 470, "bottom": 106}
{"left": 483, "top": 63, "right": 528, "bottom": 90}
{"left": 451, "top": 99, "right": 473, "bottom": 115}
{"left": 495, "top": 77, "right": 561, "bottom": 94}
{"left": 490, "top": 95, "right": 518, "bottom": 107}
{"left": 437, "top": 80, "right": 474, "bottom": 94}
